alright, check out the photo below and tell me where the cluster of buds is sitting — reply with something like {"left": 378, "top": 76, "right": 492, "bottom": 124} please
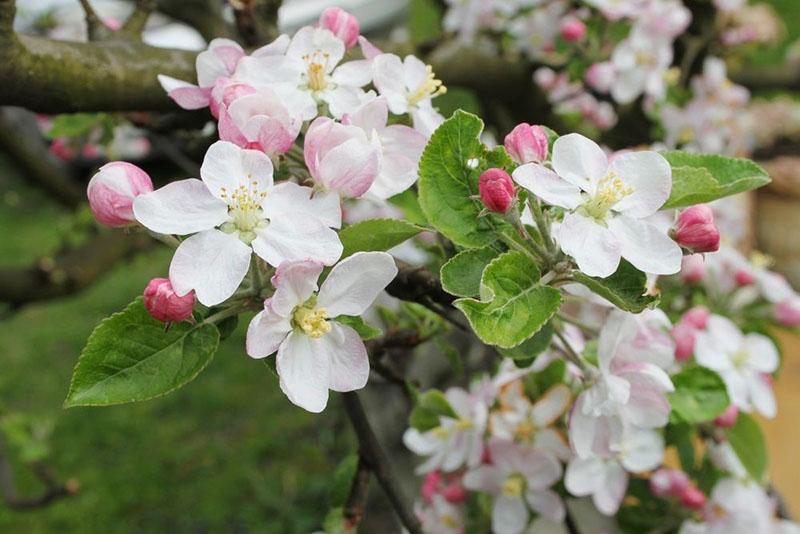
{"left": 670, "top": 306, "right": 710, "bottom": 361}
{"left": 421, "top": 470, "right": 468, "bottom": 505}
{"left": 650, "top": 468, "right": 706, "bottom": 510}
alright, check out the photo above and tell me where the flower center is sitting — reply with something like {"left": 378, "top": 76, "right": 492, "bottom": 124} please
{"left": 302, "top": 51, "right": 330, "bottom": 92}
{"left": 292, "top": 303, "right": 331, "bottom": 338}
{"left": 514, "top": 419, "right": 537, "bottom": 442}
{"left": 635, "top": 51, "right": 656, "bottom": 67}
{"left": 440, "top": 515, "right": 459, "bottom": 528}
{"left": 501, "top": 474, "right": 526, "bottom": 498}
{"left": 579, "top": 171, "right": 633, "bottom": 222}
{"left": 731, "top": 349, "right": 749, "bottom": 368}
{"left": 408, "top": 65, "right": 447, "bottom": 106}
{"left": 219, "top": 181, "right": 268, "bottom": 244}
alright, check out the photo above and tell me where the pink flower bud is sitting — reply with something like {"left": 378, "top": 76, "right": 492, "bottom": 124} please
{"left": 713, "top": 404, "right": 739, "bottom": 428}
{"left": 421, "top": 471, "right": 442, "bottom": 504}
{"left": 735, "top": 269, "right": 755, "bottom": 286}
{"left": 673, "top": 205, "right": 720, "bottom": 253}
{"left": 504, "top": 123, "right": 549, "bottom": 164}
{"left": 671, "top": 322, "right": 696, "bottom": 361}
{"left": 585, "top": 62, "right": 616, "bottom": 92}
{"left": 680, "top": 486, "right": 706, "bottom": 510}
{"left": 143, "top": 278, "right": 195, "bottom": 323}
{"left": 319, "top": 7, "right": 360, "bottom": 48}
{"left": 478, "top": 168, "right": 515, "bottom": 214}
{"left": 87, "top": 161, "right": 153, "bottom": 227}
{"left": 441, "top": 480, "right": 468, "bottom": 504}
{"left": 682, "top": 306, "right": 710, "bottom": 329}
{"left": 681, "top": 254, "right": 706, "bottom": 283}
{"left": 650, "top": 469, "right": 690, "bottom": 497}
{"left": 774, "top": 297, "right": 800, "bottom": 327}
{"left": 50, "top": 138, "right": 75, "bottom": 161}
{"left": 560, "top": 17, "right": 587, "bottom": 42}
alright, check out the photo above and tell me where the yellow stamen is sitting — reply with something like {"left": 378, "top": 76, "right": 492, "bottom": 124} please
{"left": 302, "top": 51, "right": 331, "bottom": 92}
{"left": 580, "top": 171, "right": 634, "bottom": 221}
{"left": 293, "top": 306, "right": 331, "bottom": 338}
{"left": 408, "top": 65, "right": 447, "bottom": 106}
{"left": 501, "top": 474, "right": 525, "bottom": 498}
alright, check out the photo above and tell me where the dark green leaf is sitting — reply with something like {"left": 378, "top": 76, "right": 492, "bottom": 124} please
{"left": 339, "top": 218, "right": 424, "bottom": 259}
{"left": 329, "top": 454, "right": 359, "bottom": 508}
{"left": 572, "top": 259, "right": 657, "bottom": 312}
{"left": 498, "top": 321, "right": 554, "bottom": 361}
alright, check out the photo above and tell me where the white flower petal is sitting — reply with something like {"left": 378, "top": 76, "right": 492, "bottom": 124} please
{"left": 607, "top": 215, "right": 682, "bottom": 275}
{"left": 610, "top": 151, "right": 672, "bottom": 218}
{"left": 463, "top": 465, "right": 505, "bottom": 494}
{"left": 269, "top": 260, "right": 324, "bottom": 316}
{"left": 552, "top": 133, "right": 609, "bottom": 192}
{"left": 565, "top": 457, "right": 603, "bottom": 496}
{"left": 594, "top": 462, "right": 627, "bottom": 515}
{"left": 245, "top": 307, "right": 292, "bottom": 358}
{"left": 492, "top": 495, "right": 528, "bottom": 534}
{"left": 558, "top": 212, "right": 622, "bottom": 278}
{"left": 133, "top": 179, "right": 228, "bottom": 235}
{"left": 200, "top": 141, "right": 274, "bottom": 199}
{"left": 526, "top": 489, "right": 565, "bottom": 523}
{"left": 317, "top": 252, "right": 398, "bottom": 317}
{"left": 620, "top": 428, "right": 664, "bottom": 472}
{"left": 276, "top": 331, "right": 331, "bottom": 413}
{"left": 324, "top": 323, "right": 370, "bottom": 392}
{"left": 749, "top": 373, "right": 777, "bottom": 418}
{"left": 742, "top": 334, "right": 779, "bottom": 373}
{"left": 169, "top": 229, "right": 252, "bottom": 306}
{"left": 531, "top": 385, "right": 571, "bottom": 427}
{"left": 252, "top": 217, "right": 343, "bottom": 267}
{"left": 512, "top": 163, "right": 583, "bottom": 210}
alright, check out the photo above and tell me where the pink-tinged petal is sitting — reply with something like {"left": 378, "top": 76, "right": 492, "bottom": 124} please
{"left": 168, "top": 229, "right": 251, "bottom": 306}
{"left": 403, "top": 428, "right": 439, "bottom": 456}
{"left": 217, "top": 109, "right": 248, "bottom": 147}
{"left": 319, "top": 137, "right": 380, "bottom": 197}
{"left": 694, "top": 332, "right": 734, "bottom": 372}
{"left": 196, "top": 47, "right": 233, "bottom": 87}
{"left": 463, "top": 465, "right": 504, "bottom": 494}
{"left": 132, "top": 179, "right": 228, "bottom": 235}
{"left": 614, "top": 361, "right": 674, "bottom": 392}
{"left": 492, "top": 495, "right": 528, "bottom": 534}
{"left": 252, "top": 116, "right": 298, "bottom": 155}
{"left": 344, "top": 97, "right": 389, "bottom": 132}
{"left": 558, "top": 212, "right": 622, "bottom": 278}
{"left": 208, "top": 38, "right": 245, "bottom": 73}
{"left": 607, "top": 215, "right": 682, "bottom": 275}
{"left": 276, "top": 331, "right": 331, "bottom": 413}
{"left": 262, "top": 182, "right": 341, "bottom": 229}
{"left": 372, "top": 54, "right": 409, "bottom": 114}
{"left": 552, "top": 133, "right": 609, "bottom": 192}
{"left": 200, "top": 141, "right": 274, "bottom": 199}
{"left": 304, "top": 117, "right": 363, "bottom": 179}
{"left": 526, "top": 489, "right": 565, "bottom": 523}
{"left": 597, "top": 311, "right": 638, "bottom": 372}
{"left": 531, "top": 385, "right": 571, "bottom": 427}
{"left": 512, "top": 163, "right": 583, "bottom": 210}
{"left": 749, "top": 373, "right": 776, "bottom": 418}
{"left": 317, "top": 252, "right": 398, "bottom": 317}
{"left": 609, "top": 151, "right": 672, "bottom": 218}
{"left": 533, "top": 428, "right": 572, "bottom": 462}
{"left": 252, "top": 216, "right": 343, "bottom": 267}
{"left": 325, "top": 322, "right": 370, "bottom": 392}
{"left": 287, "top": 27, "right": 345, "bottom": 72}
{"left": 158, "top": 75, "right": 211, "bottom": 110}
{"left": 565, "top": 457, "right": 603, "bottom": 496}
{"left": 742, "top": 334, "right": 779, "bottom": 373}
{"left": 269, "top": 260, "right": 324, "bottom": 316}
{"left": 594, "top": 462, "right": 627, "bottom": 515}
{"left": 245, "top": 307, "right": 292, "bottom": 358}
{"left": 250, "top": 34, "right": 291, "bottom": 57}
{"left": 358, "top": 35, "right": 382, "bottom": 60}
{"left": 519, "top": 449, "right": 562, "bottom": 488}
{"left": 619, "top": 429, "right": 664, "bottom": 472}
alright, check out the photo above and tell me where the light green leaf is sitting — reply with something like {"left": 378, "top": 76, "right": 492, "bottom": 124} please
{"left": 409, "top": 389, "right": 457, "bottom": 432}
{"left": 336, "top": 316, "right": 382, "bottom": 340}
{"left": 668, "top": 366, "right": 730, "bottom": 423}
{"left": 661, "top": 151, "right": 770, "bottom": 209}
{"left": 454, "top": 251, "right": 561, "bottom": 348}
{"left": 498, "top": 321, "right": 554, "bottom": 362}
{"left": 65, "top": 298, "right": 220, "bottom": 407}
{"left": 338, "top": 218, "right": 424, "bottom": 259}
{"left": 418, "top": 110, "right": 512, "bottom": 248}
{"left": 572, "top": 259, "right": 657, "bottom": 313}
{"left": 46, "top": 112, "right": 108, "bottom": 139}
{"left": 329, "top": 454, "right": 359, "bottom": 508}
{"left": 724, "top": 412, "right": 767, "bottom": 481}
{"left": 440, "top": 246, "right": 498, "bottom": 297}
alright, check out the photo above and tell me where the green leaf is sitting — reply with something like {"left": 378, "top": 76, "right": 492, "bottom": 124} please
{"left": 329, "top": 454, "right": 359, "bottom": 508}
{"left": 418, "top": 110, "right": 511, "bottom": 248}
{"left": 64, "top": 298, "right": 220, "bottom": 407}
{"left": 440, "top": 246, "right": 498, "bottom": 297}
{"left": 46, "top": 113, "right": 107, "bottom": 139}
{"left": 408, "top": 0, "right": 443, "bottom": 44}
{"left": 572, "top": 259, "right": 657, "bottom": 313}
{"left": 668, "top": 366, "right": 730, "bottom": 423}
{"left": 409, "top": 389, "right": 457, "bottom": 432}
{"left": 388, "top": 189, "right": 429, "bottom": 226}
{"left": 661, "top": 151, "right": 770, "bottom": 209}
{"left": 454, "top": 251, "right": 562, "bottom": 348}
{"left": 724, "top": 412, "right": 767, "bottom": 481}
{"left": 666, "top": 422, "right": 696, "bottom": 473}
{"left": 498, "top": 321, "right": 554, "bottom": 362}
{"left": 336, "top": 316, "right": 382, "bottom": 340}
{"left": 338, "top": 218, "right": 424, "bottom": 259}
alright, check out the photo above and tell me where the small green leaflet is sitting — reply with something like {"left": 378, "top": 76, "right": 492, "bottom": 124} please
{"left": 724, "top": 412, "right": 768, "bottom": 481}
{"left": 409, "top": 389, "right": 457, "bottom": 432}
{"left": 668, "top": 366, "right": 730, "bottom": 423}
{"left": 336, "top": 315, "right": 382, "bottom": 340}
{"left": 572, "top": 259, "right": 657, "bottom": 313}
{"left": 338, "top": 218, "right": 424, "bottom": 259}
{"left": 440, "top": 246, "right": 498, "bottom": 297}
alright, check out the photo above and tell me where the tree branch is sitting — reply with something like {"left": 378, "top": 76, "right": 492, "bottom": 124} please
{"left": 121, "top": 0, "right": 156, "bottom": 37}
{"left": 0, "top": 439, "right": 78, "bottom": 511}
{"left": 343, "top": 456, "right": 371, "bottom": 528}
{"left": 155, "top": 0, "right": 238, "bottom": 42}
{"left": 341, "top": 392, "right": 422, "bottom": 534}
{"left": 78, "top": 0, "right": 110, "bottom": 41}
{"left": 386, "top": 262, "right": 454, "bottom": 310}
{"left": 231, "top": 0, "right": 282, "bottom": 47}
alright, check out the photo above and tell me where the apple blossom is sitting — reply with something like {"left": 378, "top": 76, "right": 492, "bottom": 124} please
{"left": 245, "top": 252, "right": 398, "bottom": 412}
{"left": 478, "top": 168, "right": 515, "bottom": 214}
{"left": 415, "top": 494, "right": 466, "bottom": 534}
{"left": 87, "top": 161, "right": 154, "bottom": 227}
{"left": 507, "top": 2, "right": 567, "bottom": 61}
{"left": 218, "top": 87, "right": 302, "bottom": 155}
{"left": 133, "top": 141, "right": 343, "bottom": 306}
{"left": 372, "top": 53, "right": 447, "bottom": 136}
{"left": 421, "top": 471, "right": 468, "bottom": 504}
{"left": 585, "top": 62, "right": 616, "bottom": 93}
{"left": 304, "top": 116, "right": 381, "bottom": 198}
{"left": 318, "top": 7, "right": 360, "bottom": 48}
{"left": 673, "top": 205, "right": 721, "bottom": 253}
{"left": 694, "top": 315, "right": 779, "bottom": 418}
{"left": 513, "top": 133, "right": 682, "bottom": 277}
{"left": 142, "top": 278, "right": 195, "bottom": 323}
{"left": 582, "top": 0, "right": 647, "bottom": 20}
{"left": 464, "top": 438, "right": 565, "bottom": 533}
{"left": 609, "top": 30, "right": 673, "bottom": 104}
{"left": 341, "top": 97, "right": 428, "bottom": 199}
{"left": 236, "top": 26, "right": 372, "bottom": 120}
{"left": 404, "top": 385, "right": 489, "bottom": 474}
{"left": 504, "top": 123, "right": 549, "bottom": 164}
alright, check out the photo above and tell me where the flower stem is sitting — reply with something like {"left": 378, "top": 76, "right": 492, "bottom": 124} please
{"left": 554, "top": 327, "right": 589, "bottom": 374}
{"left": 250, "top": 255, "right": 263, "bottom": 297}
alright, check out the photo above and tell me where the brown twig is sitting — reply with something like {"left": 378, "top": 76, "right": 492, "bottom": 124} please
{"left": 78, "top": 0, "right": 110, "bottom": 41}
{"left": 230, "top": 0, "right": 282, "bottom": 47}
{"left": 343, "top": 456, "right": 371, "bottom": 528}
{"left": 0, "top": 439, "right": 78, "bottom": 511}
{"left": 121, "top": 0, "right": 156, "bottom": 37}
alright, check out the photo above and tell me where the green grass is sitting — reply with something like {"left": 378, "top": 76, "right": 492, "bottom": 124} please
{"left": 0, "top": 162, "right": 353, "bottom": 532}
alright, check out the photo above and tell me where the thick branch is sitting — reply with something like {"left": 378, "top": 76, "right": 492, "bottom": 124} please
{"left": 121, "top": 0, "right": 156, "bottom": 37}
{"left": 341, "top": 392, "right": 422, "bottom": 534}
{"left": 231, "top": 0, "right": 282, "bottom": 47}
{"left": 386, "top": 262, "right": 454, "bottom": 309}
{"left": 732, "top": 65, "right": 800, "bottom": 91}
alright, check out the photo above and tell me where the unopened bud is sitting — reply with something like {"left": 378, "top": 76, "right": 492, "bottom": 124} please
{"left": 680, "top": 486, "right": 706, "bottom": 510}
{"left": 671, "top": 322, "right": 696, "bottom": 361}
{"left": 560, "top": 17, "right": 586, "bottom": 42}
{"left": 774, "top": 297, "right": 800, "bottom": 327}
{"left": 735, "top": 269, "right": 755, "bottom": 286}
{"left": 682, "top": 306, "right": 710, "bottom": 329}
{"left": 478, "top": 168, "right": 515, "bottom": 214}
{"left": 143, "top": 278, "right": 195, "bottom": 323}
{"left": 673, "top": 205, "right": 720, "bottom": 253}
{"left": 87, "top": 162, "right": 153, "bottom": 227}
{"left": 319, "top": 7, "right": 360, "bottom": 48}
{"left": 585, "top": 62, "right": 616, "bottom": 92}
{"left": 504, "top": 123, "right": 549, "bottom": 164}
{"left": 650, "top": 468, "right": 690, "bottom": 497}
{"left": 713, "top": 404, "right": 739, "bottom": 428}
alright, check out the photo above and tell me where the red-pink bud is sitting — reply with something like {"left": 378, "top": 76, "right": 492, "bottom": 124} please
{"left": 421, "top": 471, "right": 442, "bottom": 504}
{"left": 713, "top": 404, "right": 739, "bottom": 428}
{"left": 87, "top": 161, "right": 153, "bottom": 227}
{"left": 671, "top": 322, "right": 696, "bottom": 361}
{"left": 504, "top": 123, "right": 549, "bottom": 164}
{"left": 774, "top": 297, "right": 800, "bottom": 327}
{"left": 735, "top": 269, "right": 755, "bottom": 286}
{"left": 680, "top": 486, "right": 707, "bottom": 510}
{"left": 478, "top": 168, "right": 515, "bottom": 214}
{"left": 682, "top": 306, "right": 710, "bottom": 330}
{"left": 681, "top": 254, "right": 706, "bottom": 283}
{"left": 650, "top": 468, "right": 690, "bottom": 497}
{"left": 441, "top": 479, "right": 468, "bottom": 504}
{"left": 50, "top": 138, "right": 75, "bottom": 161}
{"left": 143, "top": 278, "right": 195, "bottom": 323}
{"left": 560, "top": 17, "right": 587, "bottom": 42}
{"left": 319, "top": 7, "right": 360, "bottom": 48}
{"left": 673, "top": 205, "right": 720, "bottom": 253}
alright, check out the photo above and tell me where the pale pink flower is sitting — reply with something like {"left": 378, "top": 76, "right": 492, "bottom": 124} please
{"left": 245, "top": 252, "right": 397, "bottom": 412}
{"left": 218, "top": 87, "right": 302, "bottom": 155}
{"left": 318, "top": 7, "right": 360, "bottom": 48}
{"left": 610, "top": 30, "right": 673, "bottom": 104}
{"left": 586, "top": 62, "right": 616, "bottom": 93}
{"left": 87, "top": 161, "right": 154, "bottom": 227}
